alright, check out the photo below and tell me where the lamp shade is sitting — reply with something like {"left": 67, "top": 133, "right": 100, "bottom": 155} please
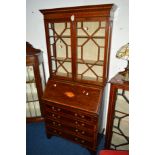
{"left": 116, "top": 43, "right": 129, "bottom": 60}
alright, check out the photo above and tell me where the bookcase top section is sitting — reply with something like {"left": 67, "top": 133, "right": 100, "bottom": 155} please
{"left": 40, "top": 4, "right": 116, "bottom": 16}
{"left": 39, "top": 4, "right": 116, "bottom": 86}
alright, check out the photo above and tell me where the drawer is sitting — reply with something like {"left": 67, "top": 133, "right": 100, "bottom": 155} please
{"left": 44, "top": 110, "right": 96, "bottom": 131}
{"left": 46, "top": 126, "right": 94, "bottom": 149}
{"left": 44, "top": 103, "right": 96, "bottom": 123}
{"left": 46, "top": 119, "right": 94, "bottom": 140}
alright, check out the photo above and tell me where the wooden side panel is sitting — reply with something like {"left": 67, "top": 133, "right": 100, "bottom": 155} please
{"left": 105, "top": 80, "right": 129, "bottom": 149}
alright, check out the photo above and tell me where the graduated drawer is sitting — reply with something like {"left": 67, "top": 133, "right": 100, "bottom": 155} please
{"left": 46, "top": 126, "right": 94, "bottom": 149}
{"left": 44, "top": 109, "right": 97, "bottom": 131}
{"left": 44, "top": 103, "right": 97, "bottom": 123}
{"left": 46, "top": 119, "right": 94, "bottom": 140}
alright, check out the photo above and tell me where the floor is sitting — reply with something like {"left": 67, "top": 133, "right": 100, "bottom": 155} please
{"left": 26, "top": 122, "right": 105, "bottom": 155}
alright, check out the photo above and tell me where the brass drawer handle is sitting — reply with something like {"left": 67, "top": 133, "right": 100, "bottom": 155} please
{"left": 81, "top": 115, "right": 85, "bottom": 118}
{"left": 52, "top": 121, "right": 56, "bottom": 125}
{"left": 59, "top": 131, "right": 62, "bottom": 135}
{"left": 54, "top": 130, "right": 57, "bottom": 133}
{"left": 58, "top": 123, "right": 61, "bottom": 127}
{"left": 75, "top": 129, "right": 78, "bottom": 132}
{"left": 74, "top": 137, "right": 78, "bottom": 141}
{"left": 57, "top": 116, "right": 61, "bottom": 119}
{"left": 75, "top": 121, "right": 78, "bottom": 124}
{"left": 81, "top": 131, "right": 85, "bottom": 134}
{"left": 81, "top": 140, "right": 85, "bottom": 143}
{"left": 74, "top": 113, "right": 78, "bottom": 117}
{"left": 81, "top": 123, "right": 85, "bottom": 126}
{"left": 57, "top": 108, "right": 61, "bottom": 112}
{"left": 52, "top": 106, "right": 55, "bottom": 110}
{"left": 52, "top": 114, "right": 55, "bottom": 117}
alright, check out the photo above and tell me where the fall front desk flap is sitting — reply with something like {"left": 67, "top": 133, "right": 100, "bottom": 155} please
{"left": 42, "top": 80, "right": 102, "bottom": 114}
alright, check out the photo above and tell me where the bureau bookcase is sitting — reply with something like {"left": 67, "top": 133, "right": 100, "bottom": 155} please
{"left": 40, "top": 4, "right": 116, "bottom": 151}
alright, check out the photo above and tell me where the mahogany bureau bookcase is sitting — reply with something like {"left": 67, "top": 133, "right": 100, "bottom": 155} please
{"left": 40, "top": 4, "right": 116, "bottom": 151}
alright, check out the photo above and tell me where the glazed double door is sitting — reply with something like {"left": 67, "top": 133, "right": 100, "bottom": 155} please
{"left": 45, "top": 16, "right": 111, "bottom": 85}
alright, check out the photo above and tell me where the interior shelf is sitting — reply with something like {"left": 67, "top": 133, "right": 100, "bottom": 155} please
{"left": 77, "top": 36, "right": 105, "bottom": 39}
{"left": 49, "top": 35, "right": 71, "bottom": 38}
{"left": 52, "top": 72, "right": 103, "bottom": 83}
{"left": 54, "top": 72, "right": 72, "bottom": 78}
{"left": 54, "top": 57, "right": 104, "bottom": 66}
{"left": 55, "top": 57, "right": 71, "bottom": 62}
{"left": 77, "top": 59, "right": 104, "bottom": 65}
{"left": 27, "top": 99, "right": 39, "bottom": 103}
{"left": 77, "top": 75, "right": 103, "bottom": 83}
{"left": 26, "top": 79, "right": 35, "bottom": 83}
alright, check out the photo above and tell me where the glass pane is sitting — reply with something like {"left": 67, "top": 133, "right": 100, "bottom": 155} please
{"left": 26, "top": 66, "right": 41, "bottom": 118}
{"left": 110, "top": 89, "right": 129, "bottom": 150}
{"left": 48, "top": 22, "right": 72, "bottom": 78}
{"left": 26, "top": 83, "right": 38, "bottom": 101}
{"left": 26, "top": 66, "right": 34, "bottom": 82}
{"left": 76, "top": 21, "right": 106, "bottom": 83}
{"left": 26, "top": 101, "right": 41, "bottom": 117}
{"left": 39, "top": 63, "right": 46, "bottom": 91}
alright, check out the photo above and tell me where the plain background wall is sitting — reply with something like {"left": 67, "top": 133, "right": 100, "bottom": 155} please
{"left": 26, "top": 0, "right": 129, "bottom": 132}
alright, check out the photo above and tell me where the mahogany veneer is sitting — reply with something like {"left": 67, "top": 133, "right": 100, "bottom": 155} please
{"left": 42, "top": 80, "right": 103, "bottom": 150}
{"left": 40, "top": 4, "right": 116, "bottom": 151}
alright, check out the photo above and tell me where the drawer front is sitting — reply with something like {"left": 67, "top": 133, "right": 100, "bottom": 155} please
{"left": 44, "top": 103, "right": 97, "bottom": 123}
{"left": 46, "top": 126, "right": 95, "bottom": 149}
{"left": 43, "top": 99, "right": 98, "bottom": 151}
{"left": 46, "top": 119, "right": 94, "bottom": 140}
{"left": 44, "top": 108, "right": 97, "bottom": 131}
